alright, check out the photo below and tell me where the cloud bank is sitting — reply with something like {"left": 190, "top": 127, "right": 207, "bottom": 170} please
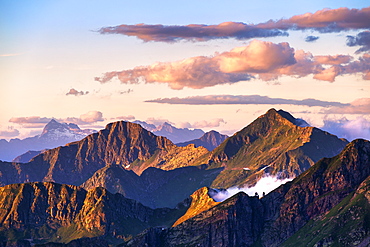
{"left": 99, "top": 7, "right": 370, "bottom": 42}
{"left": 146, "top": 95, "right": 348, "bottom": 107}
{"left": 96, "top": 40, "right": 370, "bottom": 89}
{"left": 321, "top": 117, "right": 370, "bottom": 141}
{"left": 10, "top": 111, "right": 105, "bottom": 128}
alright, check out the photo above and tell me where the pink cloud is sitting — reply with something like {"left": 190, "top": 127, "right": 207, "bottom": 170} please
{"left": 65, "top": 111, "right": 104, "bottom": 125}
{"left": 66, "top": 88, "right": 89, "bottom": 96}
{"left": 179, "top": 119, "right": 226, "bottom": 129}
{"left": 323, "top": 98, "right": 370, "bottom": 114}
{"left": 314, "top": 55, "right": 353, "bottom": 65}
{"left": 0, "top": 128, "right": 20, "bottom": 138}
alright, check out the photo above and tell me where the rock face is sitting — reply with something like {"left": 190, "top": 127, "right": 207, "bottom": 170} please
{"left": 0, "top": 119, "right": 95, "bottom": 162}
{"left": 0, "top": 182, "right": 189, "bottom": 245}
{"left": 123, "top": 139, "right": 370, "bottom": 247}
{"left": 82, "top": 165, "right": 223, "bottom": 208}
{"left": 207, "top": 108, "right": 348, "bottom": 188}
{"left": 176, "top": 130, "right": 228, "bottom": 151}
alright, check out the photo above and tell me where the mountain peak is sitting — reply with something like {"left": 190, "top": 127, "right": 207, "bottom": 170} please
{"left": 42, "top": 119, "right": 69, "bottom": 134}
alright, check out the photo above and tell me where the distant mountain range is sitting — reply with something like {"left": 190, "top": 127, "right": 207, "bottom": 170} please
{"left": 0, "top": 109, "right": 368, "bottom": 246}
{"left": 176, "top": 130, "right": 228, "bottom": 151}
{"left": 133, "top": 120, "right": 205, "bottom": 143}
{"left": 0, "top": 119, "right": 95, "bottom": 162}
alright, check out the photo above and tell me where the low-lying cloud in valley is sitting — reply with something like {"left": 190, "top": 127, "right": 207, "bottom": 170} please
{"left": 210, "top": 175, "right": 293, "bottom": 202}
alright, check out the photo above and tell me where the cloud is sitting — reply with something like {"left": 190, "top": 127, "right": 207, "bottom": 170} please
{"left": 323, "top": 98, "right": 370, "bottom": 114}
{"left": 347, "top": 31, "right": 370, "bottom": 53}
{"left": 114, "top": 115, "right": 136, "bottom": 121}
{"left": 146, "top": 94, "right": 348, "bottom": 107}
{"left": 95, "top": 40, "right": 294, "bottom": 89}
{"left": 314, "top": 55, "right": 353, "bottom": 65}
{"left": 98, "top": 22, "right": 288, "bottom": 42}
{"left": 305, "top": 36, "right": 319, "bottom": 42}
{"left": 321, "top": 117, "right": 370, "bottom": 141}
{"left": 119, "top": 89, "right": 133, "bottom": 94}
{"left": 65, "top": 111, "right": 104, "bottom": 125}
{"left": 10, "top": 111, "right": 105, "bottom": 129}
{"left": 210, "top": 175, "right": 293, "bottom": 202}
{"left": 0, "top": 127, "right": 20, "bottom": 138}
{"left": 9, "top": 116, "right": 53, "bottom": 128}
{"left": 66, "top": 88, "right": 89, "bottom": 96}
{"left": 145, "top": 117, "right": 174, "bottom": 126}
{"left": 98, "top": 7, "right": 370, "bottom": 42}
{"left": 96, "top": 40, "right": 370, "bottom": 89}
{"left": 179, "top": 118, "right": 226, "bottom": 129}
{"left": 0, "top": 53, "right": 22, "bottom": 57}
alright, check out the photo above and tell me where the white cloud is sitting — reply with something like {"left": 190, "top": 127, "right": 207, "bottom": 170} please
{"left": 210, "top": 175, "right": 293, "bottom": 202}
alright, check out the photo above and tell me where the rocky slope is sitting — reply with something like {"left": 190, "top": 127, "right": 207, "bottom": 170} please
{"left": 205, "top": 108, "right": 348, "bottom": 188}
{"left": 0, "top": 120, "right": 95, "bottom": 162}
{"left": 0, "top": 182, "right": 189, "bottom": 246}
{"left": 123, "top": 139, "right": 370, "bottom": 246}
{"left": 176, "top": 130, "right": 228, "bottom": 151}
{"left": 81, "top": 165, "right": 223, "bottom": 208}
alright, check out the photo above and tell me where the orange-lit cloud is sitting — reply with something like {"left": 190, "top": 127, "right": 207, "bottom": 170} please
{"left": 99, "top": 7, "right": 370, "bottom": 42}
{"left": 96, "top": 40, "right": 369, "bottom": 89}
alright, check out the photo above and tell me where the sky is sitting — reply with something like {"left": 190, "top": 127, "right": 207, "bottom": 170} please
{"left": 1, "top": 0, "right": 370, "bottom": 141}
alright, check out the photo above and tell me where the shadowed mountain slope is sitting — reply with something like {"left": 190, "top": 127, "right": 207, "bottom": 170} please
{"left": 81, "top": 165, "right": 223, "bottom": 208}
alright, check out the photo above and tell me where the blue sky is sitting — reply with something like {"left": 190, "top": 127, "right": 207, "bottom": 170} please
{"left": 1, "top": 0, "right": 369, "bottom": 140}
